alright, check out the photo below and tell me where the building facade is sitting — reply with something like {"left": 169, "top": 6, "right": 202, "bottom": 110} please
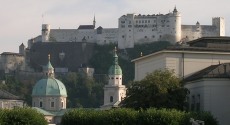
{"left": 27, "top": 7, "right": 225, "bottom": 49}
{"left": 0, "top": 89, "right": 24, "bottom": 109}
{"left": 132, "top": 47, "right": 230, "bottom": 81}
{"left": 184, "top": 63, "right": 230, "bottom": 125}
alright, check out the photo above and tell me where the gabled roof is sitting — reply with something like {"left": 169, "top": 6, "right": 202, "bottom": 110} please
{"left": 0, "top": 89, "right": 23, "bottom": 100}
{"left": 78, "top": 25, "right": 95, "bottom": 29}
{"left": 187, "top": 37, "right": 230, "bottom": 44}
{"left": 131, "top": 46, "right": 230, "bottom": 62}
{"left": 32, "top": 107, "right": 54, "bottom": 116}
{"left": 184, "top": 63, "right": 230, "bottom": 82}
{"left": 32, "top": 107, "right": 69, "bottom": 116}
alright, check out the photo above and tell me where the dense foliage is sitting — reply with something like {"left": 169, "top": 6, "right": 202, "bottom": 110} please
{"left": 89, "top": 41, "right": 171, "bottom": 84}
{"left": 122, "top": 69, "right": 189, "bottom": 110}
{"left": 0, "top": 108, "right": 47, "bottom": 125}
{"left": 61, "top": 108, "right": 218, "bottom": 125}
{"left": 58, "top": 72, "right": 104, "bottom": 108}
{"left": 0, "top": 41, "right": 171, "bottom": 107}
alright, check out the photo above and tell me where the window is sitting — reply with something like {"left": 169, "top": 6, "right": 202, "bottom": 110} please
{"left": 128, "top": 25, "right": 132, "bottom": 28}
{"left": 111, "top": 77, "right": 114, "bottom": 79}
{"left": 144, "top": 36, "right": 147, "bottom": 38}
{"left": 110, "top": 96, "right": 113, "bottom": 102}
{"left": 196, "top": 94, "right": 200, "bottom": 111}
{"left": 51, "top": 101, "right": 54, "bottom": 108}
{"left": 152, "top": 35, "right": 155, "bottom": 38}
{"left": 191, "top": 95, "right": 195, "bottom": 111}
{"left": 145, "top": 20, "right": 147, "bottom": 23}
{"left": 39, "top": 101, "right": 43, "bottom": 108}
{"left": 33, "top": 102, "right": 35, "bottom": 107}
{"left": 116, "top": 77, "right": 118, "bottom": 79}
{"left": 148, "top": 20, "right": 150, "bottom": 23}
{"left": 122, "top": 35, "right": 125, "bottom": 38}
{"left": 136, "top": 20, "right": 138, "bottom": 23}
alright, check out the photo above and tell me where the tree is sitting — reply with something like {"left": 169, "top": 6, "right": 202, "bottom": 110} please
{"left": 122, "top": 69, "right": 188, "bottom": 110}
{"left": 1, "top": 108, "right": 47, "bottom": 125}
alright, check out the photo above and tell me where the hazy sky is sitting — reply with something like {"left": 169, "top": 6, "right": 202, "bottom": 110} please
{"left": 0, "top": 0, "right": 229, "bottom": 53}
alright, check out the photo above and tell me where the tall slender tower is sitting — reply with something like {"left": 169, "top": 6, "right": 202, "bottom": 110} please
{"left": 93, "top": 15, "right": 96, "bottom": 28}
{"left": 101, "top": 47, "right": 126, "bottom": 109}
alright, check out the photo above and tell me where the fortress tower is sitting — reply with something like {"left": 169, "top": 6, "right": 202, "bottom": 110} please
{"left": 19, "top": 43, "right": 25, "bottom": 55}
{"left": 42, "top": 24, "right": 51, "bottom": 42}
{"left": 169, "top": 7, "right": 181, "bottom": 42}
{"left": 212, "top": 17, "right": 225, "bottom": 36}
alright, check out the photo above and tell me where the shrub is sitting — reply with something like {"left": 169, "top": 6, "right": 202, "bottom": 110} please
{"left": 0, "top": 108, "right": 47, "bottom": 125}
{"left": 61, "top": 108, "right": 218, "bottom": 125}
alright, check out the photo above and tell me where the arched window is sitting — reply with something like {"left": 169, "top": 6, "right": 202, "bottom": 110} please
{"left": 110, "top": 96, "right": 113, "bottom": 102}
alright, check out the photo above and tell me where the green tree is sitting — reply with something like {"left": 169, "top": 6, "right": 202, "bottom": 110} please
{"left": 1, "top": 108, "right": 47, "bottom": 125}
{"left": 122, "top": 69, "right": 188, "bottom": 110}
{"left": 58, "top": 72, "right": 104, "bottom": 108}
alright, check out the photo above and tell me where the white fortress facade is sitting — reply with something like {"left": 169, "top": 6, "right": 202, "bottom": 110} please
{"left": 28, "top": 7, "right": 225, "bottom": 49}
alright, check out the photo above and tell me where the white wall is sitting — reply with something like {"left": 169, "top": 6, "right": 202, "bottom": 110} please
{"left": 0, "top": 99, "right": 24, "bottom": 109}
{"left": 185, "top": 79, "right": 230, "bottom": 125}
{"left": 133, "top": 51, "right": 230, "bottom": 81}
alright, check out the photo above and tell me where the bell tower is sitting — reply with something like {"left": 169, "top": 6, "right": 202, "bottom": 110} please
{"left": 101, "top": 47, "right": 126, "bottom": 109}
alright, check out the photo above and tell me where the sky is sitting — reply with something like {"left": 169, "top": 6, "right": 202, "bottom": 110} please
{"left": 0, "top": 0, "right": 230, "bottom": 53}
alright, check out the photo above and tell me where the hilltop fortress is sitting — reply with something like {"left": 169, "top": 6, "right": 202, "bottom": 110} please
{"left": 28, "top": 7, "right": 225, "bottom": 49}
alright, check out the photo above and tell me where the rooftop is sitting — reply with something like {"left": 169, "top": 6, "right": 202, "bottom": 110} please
{"left": 184, "top": 63, "right": 230, "bottom": 82}
{"left": 0, "top": 89, "right": 23, "bottom": 100}
{"left": 132, "top": 46, "right": 230, "bottom": 62}
{"left": 78, "top": 25, "right": 95, "bottom": 29}
{"left": 1, "top": 52, "right": 23, "bottom": 56}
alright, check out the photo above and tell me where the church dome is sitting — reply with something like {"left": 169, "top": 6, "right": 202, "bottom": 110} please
{"left": 32, "top": 54, "right": 67, "bottom": 97}
{"left": 108, "top": 65, "right": 122, "bottom": 75}
{"left": 108, "top": 47, "right": 122, "bottom": 75}
{"left": 32, "top": 78, "right": 67, "bottom": 97}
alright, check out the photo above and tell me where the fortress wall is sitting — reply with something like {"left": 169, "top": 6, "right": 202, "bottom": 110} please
{"left": 200, "top": 25, "right": 218, "bottom": 36}
{"left": 97, "top": 28, "right": 118, "bottom": 45}
{"left": 0, "top": 55, "right": 25, "bottom": 73}
{"left": 28, "top": 42, "right": 95, "bottom": 72}
{"left": 182, "top": 25, "right": 219, "bottom": 42}
{"left": 50, "top": 29, "right": 96, "bottom": 43}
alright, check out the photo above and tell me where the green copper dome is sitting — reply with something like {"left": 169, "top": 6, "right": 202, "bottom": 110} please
{"left": 108, "top": 48, "right": 122, "bottom": 75}
{"left": 32, "top": 78, "right": 67, "bottom": 97}
{"left": 32, "top": 54, "right": 67, "bottom": 97}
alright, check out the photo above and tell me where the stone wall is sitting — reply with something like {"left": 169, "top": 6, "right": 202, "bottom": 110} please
{"left": 27, "top": 42, "right": 95, "bottom": 72}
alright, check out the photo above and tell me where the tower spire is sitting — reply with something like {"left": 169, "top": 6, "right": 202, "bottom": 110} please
{"left": 93, "top": 14, "right": 96, "bottom": 28}
{"left": 44, "top": 54, "right": 54, "bottom": 78}
{"left": 48, "top": 54, "right": 51, "bottom": 61}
